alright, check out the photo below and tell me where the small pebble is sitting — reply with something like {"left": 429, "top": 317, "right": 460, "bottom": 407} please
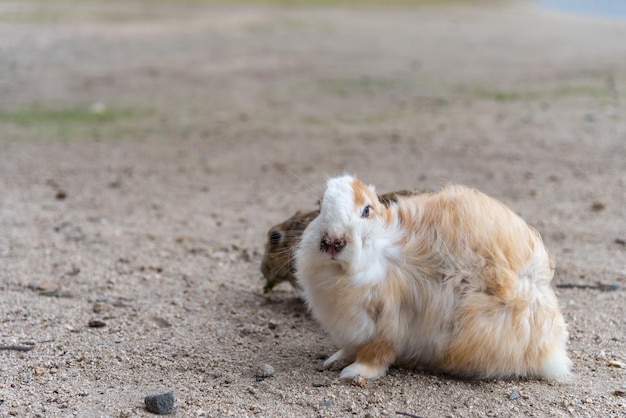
{"left": 109, "top": 180, "right": 123, "bottom": 189}
{"left": 88, "top": 320, "right": 106, "bottom": 328}
{"left": 255, "top": 363, "right": 274, "bottom": 378}
{"left": 509, "top": 392, "right": 520, "bottom": 400}
{"left": 614, "top": 389, "right": 626, "bottom": 397}
{"left": 32, "top": 282, "right": 58, "bottom": 291}
{"left": 30, "top": 283, "right": 61, "bottom": 297}
{"left": 591, "top": 201, "right": 606, "bottom": 211}
{"left": 320, "top": 400, "right": 333, "bottom": 408}
{"left": 144, "top": 391, "right": 175, "bottom": 415}
{"left": 351, "top": 375, "right": 367, "bottom": 387}
{"left": 152, "top": 317, "right": 172, "bottom": 328}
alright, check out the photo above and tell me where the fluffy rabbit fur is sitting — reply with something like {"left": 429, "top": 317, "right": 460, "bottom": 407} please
{"left": 295, "top": 175, "right": 570, "bottom": 381}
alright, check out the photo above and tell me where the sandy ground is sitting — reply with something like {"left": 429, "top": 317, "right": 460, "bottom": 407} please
{"left": 0, "top": 1, "right": 625, "bottom": 416}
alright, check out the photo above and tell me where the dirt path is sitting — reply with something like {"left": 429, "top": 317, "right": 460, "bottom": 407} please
{"left": 0, "top": 1, "right": 625, "bottom": 416}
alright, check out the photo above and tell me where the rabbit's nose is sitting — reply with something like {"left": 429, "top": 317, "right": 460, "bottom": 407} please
{"left": 320, "top": 234, "right": 347, "bottom": 257}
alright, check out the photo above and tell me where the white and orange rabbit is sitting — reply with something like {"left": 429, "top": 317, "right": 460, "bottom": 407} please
{"left": 295, "top": 175, "right": 570, "bottom": 381}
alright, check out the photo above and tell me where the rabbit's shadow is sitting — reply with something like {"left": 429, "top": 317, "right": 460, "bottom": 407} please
{"left": 258, "top": 289, "right": 310, "bottom": 318}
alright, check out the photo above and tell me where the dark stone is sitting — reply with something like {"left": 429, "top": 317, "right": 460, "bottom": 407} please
{"left": 144, "top": 391, "right": 174, "bottom": 415}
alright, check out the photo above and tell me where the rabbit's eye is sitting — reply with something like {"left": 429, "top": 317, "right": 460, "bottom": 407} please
{"left": 269, "top": 231, "right": 282, "bottom": 245}
{"left": 361, "top": 206, "right": 371, "bottom": 218}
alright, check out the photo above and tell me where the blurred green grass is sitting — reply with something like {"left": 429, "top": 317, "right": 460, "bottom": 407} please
{"left": 474, "top": 85, "right": 614, "bottom": 102}
{"left": 317, "top": 76, "right": 403, "bottom": 97}
{"left": 0, "top": 106, "right": 134, "bottom": 126}
{"left": 0, "top": 105, "right": 151, "bottom": 141}
{"left": 0, "top": 0, "right": 499, "bottom": 25}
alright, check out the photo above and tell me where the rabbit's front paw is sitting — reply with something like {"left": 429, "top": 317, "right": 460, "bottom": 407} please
{"left": 340, "top": 362, "right": 387, "bottom": 380}
{"left": 322, "top": 349, "right": 348, "bottom": 369}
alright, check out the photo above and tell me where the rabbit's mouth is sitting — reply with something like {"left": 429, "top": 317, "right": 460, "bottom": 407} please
{"left": 325, "top": 246, "right": 341, "bottom": 260}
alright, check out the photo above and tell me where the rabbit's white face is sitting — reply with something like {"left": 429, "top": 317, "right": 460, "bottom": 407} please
{"left": 300, "top": 175, "right": 402, "bottom": 285}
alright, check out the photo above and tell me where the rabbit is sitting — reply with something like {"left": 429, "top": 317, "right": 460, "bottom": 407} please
{"left": 295, "top": 174, "right": 571, "bottom": 381}
{"left": 261, "top": 190, "right": 421, "bottom": 293}
{"left": 262, "top": 209, "right": 319, "bottom": 293}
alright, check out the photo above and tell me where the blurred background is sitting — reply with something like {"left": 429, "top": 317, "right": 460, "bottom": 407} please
{"left": 1, "top": 1, "right": 625, "bottom": 416}
{"left": 1, "top": 0, "right": 624, "bottom": 145}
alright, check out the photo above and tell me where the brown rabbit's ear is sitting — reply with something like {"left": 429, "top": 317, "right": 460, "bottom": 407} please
{"left": 378, "top": 194, "right": 395, "bottom": 207}
{"left": 378, "top": 190, "right": 423, "bottom": 207}
{"left": 378, "top": 191, "right": 404, "bottom": 207}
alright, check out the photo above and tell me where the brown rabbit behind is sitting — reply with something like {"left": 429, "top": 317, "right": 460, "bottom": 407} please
{"left": 261, "top": 190, "right": 420, "bottom": 293}
{"left": 262, "top": 209, "right": 318, "bottom": 293}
